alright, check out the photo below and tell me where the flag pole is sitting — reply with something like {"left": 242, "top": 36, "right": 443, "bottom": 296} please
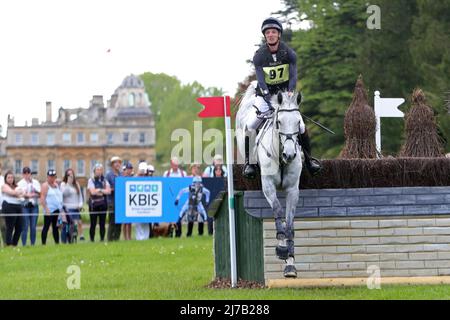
{"left": 223, "top": 96, "right": 238, "bottom": 288}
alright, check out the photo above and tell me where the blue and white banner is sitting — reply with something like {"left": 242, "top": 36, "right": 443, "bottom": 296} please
{"left": 115, "top": 177, "right": 226, "bottom": 223}
{"left": 115, "top": 177, "right": 192, "bottom": 223}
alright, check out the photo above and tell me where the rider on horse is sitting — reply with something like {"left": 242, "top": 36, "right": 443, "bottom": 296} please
{"left": 174, "top": 176, "right": 210, "bottom": 237}
{"left": 243, "top": 17, "right": 322, "bottom": 179}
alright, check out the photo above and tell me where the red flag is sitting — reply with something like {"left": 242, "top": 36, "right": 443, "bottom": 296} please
{"left": 197, "top": 96, "right": 231, "bottom": 118}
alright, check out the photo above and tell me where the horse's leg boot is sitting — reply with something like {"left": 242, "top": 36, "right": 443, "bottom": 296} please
{"left": 243, "top": 135, "right": 258, "bottom": 179}
{"left": 275, "top": 232, "right": 289, "bottom": 260}
{"left": 299, "top": 130, "right": 322, "bottom": 176}
{"left": 276, "top": 245, "right": 289, "bottom": 260}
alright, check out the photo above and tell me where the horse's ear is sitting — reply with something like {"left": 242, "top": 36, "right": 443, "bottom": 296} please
{"left": 277, "top": 92, "right": 283, "bottom": 105}
{"left": 297, "top": 92, "right": 303, "bottom": 106}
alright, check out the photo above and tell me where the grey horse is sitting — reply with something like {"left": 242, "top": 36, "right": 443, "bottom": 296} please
{"left": 236, "top": 82, "right": 303, "bottom": 278}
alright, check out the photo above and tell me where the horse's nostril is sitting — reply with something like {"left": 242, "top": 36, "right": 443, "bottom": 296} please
{"left": 293, "top": 153, "right": 297, "bottom": 158}
{"left": 283, "top": 152, "right": 287, "bottom": 158}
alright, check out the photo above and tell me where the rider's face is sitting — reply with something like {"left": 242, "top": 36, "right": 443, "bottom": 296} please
{"left": 264, "top": 29, "right": 280, "bottom": 45}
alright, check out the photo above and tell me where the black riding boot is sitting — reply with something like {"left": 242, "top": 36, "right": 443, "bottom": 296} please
{"left": 176, "top": 220, "right": 182, "bottom": 237}
{"left": 243, "top": 135, "right": 257, "bottom": 179}
{"left": 299, "top": 130, "right": 322, "bottom": 176}
{"left": 187, "top": 222, "right": 194, "bottom": 237}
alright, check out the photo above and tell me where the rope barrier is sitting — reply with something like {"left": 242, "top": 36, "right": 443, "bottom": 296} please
{"left": 0, "top": 210, "right": 109, "bottom": 217}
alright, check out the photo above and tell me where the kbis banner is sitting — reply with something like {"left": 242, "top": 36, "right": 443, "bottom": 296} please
{"left": 115, "top": 177, "right": 192, "bottom": 223}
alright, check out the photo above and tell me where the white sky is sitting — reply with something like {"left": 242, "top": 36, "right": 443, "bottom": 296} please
{"left": 0, "top": 0, "right": 285, "bottom": 133}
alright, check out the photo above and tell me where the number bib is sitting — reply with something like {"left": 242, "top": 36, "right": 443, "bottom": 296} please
{"left": 263, "top": 64, "right": 289, "bottom": 85}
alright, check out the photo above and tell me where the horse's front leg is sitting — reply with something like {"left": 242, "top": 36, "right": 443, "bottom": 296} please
{"left": 285, "top": 185, "right": 299, "bottom": 261}
{"left": 261, "top": 176, "right": 284, "bottom": 239}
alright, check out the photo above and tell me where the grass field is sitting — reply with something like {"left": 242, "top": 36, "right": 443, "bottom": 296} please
{"left": 2, "top": 235, "right": 450, "bottom": 299}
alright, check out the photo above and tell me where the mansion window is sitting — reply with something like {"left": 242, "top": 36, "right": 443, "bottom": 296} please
{"left": 63, "top": 133, "right": 71, "bottom": 144}
{"left": 15, "top": 133, "right": 23, "bottom": 145}
{"left": 77, "top": 133, "right": 85, "bottom": 144}
{"left": 77, "top": 160, "right": 85, "bottom": 176}
{"left": 128, "top": 93, "right": 135, "bottom": 107}
{"left": 31, "top": 133, "right": 39, "bottom": 145}
{"left": 139, "top": 133, "right": 145, "bottom": 144}
{"left": 107, "top": 133, "right": 114, "bottom": 145}
{"left": 90, "top": 133, "right": 99, "bottom": 144}
{"left": 31, "top": 160, "right": 39, "bottom": 174}
{"left": 63, "top": 160, "right": 71, "bottom": 173}
{"left": 15, "top": 160, "right": 22, "bottom": 175}
{"left": 123, "top": 132, "right": 130, "bottom": 143}
{"left": 47, "top": 133, "right": 55, "bottom": 146}
{"left": 47, "top": 160, "right": 56, "bottom": 171}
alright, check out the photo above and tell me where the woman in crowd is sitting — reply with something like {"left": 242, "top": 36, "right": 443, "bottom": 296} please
{"left": 1, "top": 171, "right": 24, "bottom": 246}
{"left": 61, "top": 169, "right": 84, "bottom": 243}
{"left": 212, "top": 164, "right": 226, "bottom": 178}
{"left": 18, "top": 167, "right": 41, "bottom": 246}
{"left": 189, "top": 163, "right": 201, "bottom": 177}
{"left": 87, "top": 164, "right": 111, "bottom": 242}
{"left": 40, "top": 169, "right": 63, "bottom": 245}
{"left": 202, "top": 154, "right": 227, "bottom": 177}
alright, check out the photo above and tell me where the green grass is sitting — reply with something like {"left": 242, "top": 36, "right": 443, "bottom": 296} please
{"left": 1, "top": 236, "right": 450, "bottom": 299}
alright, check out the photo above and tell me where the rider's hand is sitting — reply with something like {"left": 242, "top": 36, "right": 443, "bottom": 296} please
{"left": 174, "top": 199, "right": 179, "bottom": 206}
{"left": 288, "top": 91, "right": 294, "bottom": 97}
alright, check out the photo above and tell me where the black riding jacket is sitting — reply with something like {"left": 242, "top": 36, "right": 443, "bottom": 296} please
{"left": 253, "top": 41, "right": 297, "bottom": 96}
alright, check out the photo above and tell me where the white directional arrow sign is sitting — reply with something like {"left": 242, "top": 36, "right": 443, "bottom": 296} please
{"left": 374, "top": 91, "right": 405, "bottom": 156}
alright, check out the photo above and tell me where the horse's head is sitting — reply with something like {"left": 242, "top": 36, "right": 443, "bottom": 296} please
{"left": 273, "top": 91, "right": 301, "bottom": 164}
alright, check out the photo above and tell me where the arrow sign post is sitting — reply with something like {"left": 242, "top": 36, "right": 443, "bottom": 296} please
{"left": 374, "top": 91, "right": 405, "bottom": 155}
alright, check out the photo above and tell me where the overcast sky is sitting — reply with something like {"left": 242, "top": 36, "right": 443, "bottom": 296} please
{"left": 0, "top": 0, "right": 286, "bottom": 133}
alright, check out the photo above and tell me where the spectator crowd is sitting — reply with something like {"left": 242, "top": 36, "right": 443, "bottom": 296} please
{"left": 0, "top": 155, "right": 226, "bottom": 247}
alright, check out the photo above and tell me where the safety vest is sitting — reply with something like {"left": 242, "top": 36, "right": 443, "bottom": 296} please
{"left": 188, "top": 185, "right": 203, "bottom": 207}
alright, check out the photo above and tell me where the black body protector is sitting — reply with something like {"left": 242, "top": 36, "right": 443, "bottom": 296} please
{"left": 188, "top": 184, "right": 203, "bottom": 222}
{"left": 254, "top": 41, "right": 294, "bottom": 97}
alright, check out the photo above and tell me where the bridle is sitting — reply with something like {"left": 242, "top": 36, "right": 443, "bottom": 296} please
{"left": 275, "top": 107, "right": 301, "bottom": 150}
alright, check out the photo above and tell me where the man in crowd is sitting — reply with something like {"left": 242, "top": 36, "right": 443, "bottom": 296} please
{"left": 106, "top": 156, "right": 122, "bottom": 241}
{"left": 163, "top": 157, "right": 187, "bottom": 177}
{"left": 122, "top": 162, "right": 134, "bottom": 241}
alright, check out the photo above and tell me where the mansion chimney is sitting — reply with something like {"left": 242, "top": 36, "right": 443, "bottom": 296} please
{"left": 46, "top": 101, "right": 52, "bottom": 123}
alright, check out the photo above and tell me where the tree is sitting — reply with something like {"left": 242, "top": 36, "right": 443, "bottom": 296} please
{"left": 359, "top": 0, "right": 419, "bottom": 156}
{"left": 289, "top": 0, "right": 368, "bottom": 158}
{"left": 140, "top": 72, "right": 224, "bottom": 170}
{"left": 409, "top": 0, "right": 450, "bottom": 151}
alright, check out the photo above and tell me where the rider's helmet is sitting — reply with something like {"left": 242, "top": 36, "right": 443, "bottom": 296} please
{"left": 261, "top": 17, "right": 283, "bottom": 35}
{"left": 192, "top": 176, "right": 202, "bottom": 184}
